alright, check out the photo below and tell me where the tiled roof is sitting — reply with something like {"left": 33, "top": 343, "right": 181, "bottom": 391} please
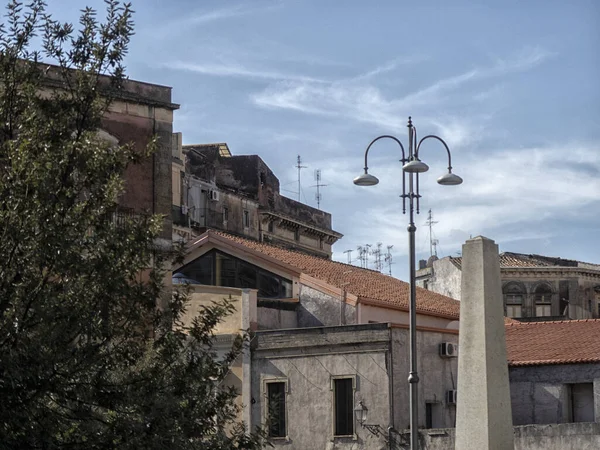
{"left": 194, "top": 230, "right": 461, "bottom": 319}
{"left": 506, "top": 319, "right": 600, "bottom": 367}
{"left": 451, "top": 252, "right": 599, "bottom": 270}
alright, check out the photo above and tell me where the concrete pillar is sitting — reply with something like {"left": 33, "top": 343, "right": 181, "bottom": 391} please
{"left": 455, "top": 236, "right": 514, "bottom": 450}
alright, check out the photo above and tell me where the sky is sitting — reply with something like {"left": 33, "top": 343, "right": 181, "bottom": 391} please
{"left": 50, "top": 0, "right": 600, "bottom": 280}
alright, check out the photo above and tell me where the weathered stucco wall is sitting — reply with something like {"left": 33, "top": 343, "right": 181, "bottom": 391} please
{"left": 360, "top": 303, "right": 459, "bottom": 330}
{"left": 509, "top": 363, "right": 600, "bottom": 426}
{"left": 391, "top": 328, "right": 459, "bottom": 430}
{"left": 251, "top": 324, "right": 392, "bottom": 450}
{"left": 414, "top": 423, "right": 600, "bottom": 450}
{"left": 257, "top": 303, "right": 298, "bottom": 330}
{"left": 180, "top": 285, "right": 258, "bottom": 333}
{"left": 297, "top": 284, "right": 356, "bottom": 327}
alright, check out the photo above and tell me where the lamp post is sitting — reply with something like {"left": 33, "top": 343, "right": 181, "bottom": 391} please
{"left": 353, "top": 117, "right": 462, "bottom": 450}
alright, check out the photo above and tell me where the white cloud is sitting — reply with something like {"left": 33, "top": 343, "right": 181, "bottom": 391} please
{"left": 251, "top": 46, "right": 555, "bottom": 138}
{"left": 336, "top": 141, "right": 600, "bottom": 263}
{"left": 165, "top": 61, "right": 327, "bottom": 83}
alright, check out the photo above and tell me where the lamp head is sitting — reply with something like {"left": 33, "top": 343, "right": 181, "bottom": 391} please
{"left": 354, "top": 401, "right": 368, "bottom": 425}
{"left": 437, "top": 170, "right": 463, "bottom": 186}
{"left": 353, "top": 171, "right": 379, "bottom": 186}
{"left": 403, "top": 159, "right": 429, "bottom": 173}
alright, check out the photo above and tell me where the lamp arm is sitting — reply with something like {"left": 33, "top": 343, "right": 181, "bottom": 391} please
{"left": 416, "top": 135, "right": 454, "bottom": 169}
{"left": 362, "top": 135, "right": 407, "bottom": 171}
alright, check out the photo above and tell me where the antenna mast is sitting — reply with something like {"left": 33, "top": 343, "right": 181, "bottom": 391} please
{"left": 372, "top": 242, "right": 383, "bottom": 272}
{"left": 343, "top": 249, "right": 353, "bottom": 264}
{"left": 312, "top": 169, "right": 328, "bottom": 210}
{"left": 296, "top": 155, "right": 307, "bottom": 202}
{"left": 425, "top": 209, "right": 439, "bottom": 257}
{"left": 384, "top": 245, "right": 394, "bottom": 276}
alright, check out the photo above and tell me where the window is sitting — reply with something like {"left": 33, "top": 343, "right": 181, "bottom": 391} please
{"left": 174, "top": 250, "right": 293, "bottom": 298}
{"left": 333, "top": 378, "right": 354, "bottom": 436}
{"left": 503, "top": 283, "right": 524, "bottom": 318}
{"left": 569, "top": 383, "right": 594, "bottom": 423}
{"left": 294, "top": 229, "right": 300, "bottom": 241}
{"left": 267, "top": 382, "right": 287, "bottom": 438}
{"left": 222, "top": 206, "right": 228, "bottom": 223}
{"left": 534, "top": 284, "right": 552, "bottom": 317}
{"left": 319, "top": 237, "right": 324, "bottom": 250}
{"left": 268, "top": 221, "right": 274, "bottom": 233}
{"left": 243, "top": 210, "right": 250, "bottom": 228}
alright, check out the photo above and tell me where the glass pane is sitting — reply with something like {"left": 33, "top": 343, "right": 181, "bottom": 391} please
{"left": 267, "top": 382, "right": 286, "bottom": 437}
{"left": 258, "top": 271, "right": 280, "bottom": 298}
{"left": 507, "top": 305, "right": 522, "bottom": 318}
{"left": 216, "top": 253, "right": 236, "bottom": 287}
{"left": 536, "top": 305, "right": 552, "bottom": 317}
{"left": 175, "top": 252, "right": 213, "bottom": 285}
{"left": 238, "top": 261, "right": 257, "bottom": 289}
{"left": 334, "top": 379, "right": 353, "bottom": 436}
{"left": 506, "top": 294, "right": 523, "bottom": 305}
{"left": 281, "top": 279, "right": 293, "bottom": 298}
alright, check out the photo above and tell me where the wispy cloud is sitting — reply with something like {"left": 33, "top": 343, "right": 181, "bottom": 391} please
{"left": 336, "top": 140, "right": 600, "bottom": 262}
{"left": 251, "top": 46, "right": 555, "bottom": 135}
{"left": 184, "top": 5, "right": 263, "bottom": 25}
{"left": 145, "top": 2, "right": 284, "bottom": 39}
{"left": 165, "top": 61, "right": 328, "bottom": 83}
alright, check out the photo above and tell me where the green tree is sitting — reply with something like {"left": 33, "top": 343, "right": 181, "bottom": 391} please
{"left": 0, "top": 1, "right": 264, "bottom": 448}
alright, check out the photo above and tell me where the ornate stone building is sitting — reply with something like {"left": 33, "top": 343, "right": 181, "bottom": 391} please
{"left": 171, "top": 138, "right": 342, "bottom": 258}
{"left": 416, "top": 252, "right": 600, "bottom": 320}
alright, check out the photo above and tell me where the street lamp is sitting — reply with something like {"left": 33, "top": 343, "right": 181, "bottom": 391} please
{"left": 353, "top": 117, "right": 462, "bottom": 450}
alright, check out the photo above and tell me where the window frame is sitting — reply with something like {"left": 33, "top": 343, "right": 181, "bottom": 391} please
{"left": 222, "top": 206, "right": 228, "bottom": 224}
{"left": 243, "top": 210, "right": 250, "bottom": 228}
{"left": 263, "top": 378, "right": 289, "bottom": 441}
{"left": 503, "top": 282, "right": 525, "bottom": 318}
{"left": 533, "top": 283, "right": 553, "bottom": 317}
{"left": 330, "top": 375, "right": 357, "bottom": 439}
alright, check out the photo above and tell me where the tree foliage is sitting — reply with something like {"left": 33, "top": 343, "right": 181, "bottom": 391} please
{"left": 0, "top": 1, "right": 264, "bottom": 448}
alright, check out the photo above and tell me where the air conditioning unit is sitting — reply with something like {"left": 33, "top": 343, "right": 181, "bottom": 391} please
{"left": 439, "top": 342, "right": 458, "bottom": 358}
{"left": 446, "top": 390, "right": 457, "bottom": 405}
{"left": 209, "top": 190, "right": 220, "bottom": 201}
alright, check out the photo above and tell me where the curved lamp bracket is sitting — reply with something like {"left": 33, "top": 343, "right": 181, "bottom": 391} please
{"left": 362, "top": 135, "right": 407, "bottom": 172}
{"left": 416, "top": 135, "right": 454, "bottom": 170}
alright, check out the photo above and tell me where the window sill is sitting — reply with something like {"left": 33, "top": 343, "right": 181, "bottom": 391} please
{"left": 331, "top": 434, "right": 358, "bottom": 441}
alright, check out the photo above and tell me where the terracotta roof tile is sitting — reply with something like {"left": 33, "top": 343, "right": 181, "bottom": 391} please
{"left": 506, "top": 319, "right": 600, "bottom": 367}
{"left": 201, "top": 230, "right": 460, "bottom": 319}
{"left": 451, "top": 252, "right": 599, "bottom": 269}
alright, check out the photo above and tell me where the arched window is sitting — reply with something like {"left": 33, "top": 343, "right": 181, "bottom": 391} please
{"left": 503, "top": 283, "right": 524, "bottom": 318}
{"left": 534, "top": 284, "right": 553, "bottom": 317}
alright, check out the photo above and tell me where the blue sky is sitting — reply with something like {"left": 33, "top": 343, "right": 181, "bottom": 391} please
{"left": 53, "top": 0, "right": 599, "bottom": 278}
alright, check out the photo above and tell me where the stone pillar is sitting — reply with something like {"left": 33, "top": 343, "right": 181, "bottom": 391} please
{"left": 455, "top": 236, "right": 514, "bottom": 450}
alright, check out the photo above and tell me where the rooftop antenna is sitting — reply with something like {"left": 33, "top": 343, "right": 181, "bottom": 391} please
{"left": 343, "top": 249, "right": 353, "bottom": 264}
{"left": 364, "top": 244, "right": 372, "bottom": 268}
{"left": 312, "top": 169, "right": 328, "bottom": 210}
{"left": 372, "top": 242, "right": 383, "bottom": 272}
{"left": 425, "top": 209, "right": 439, "bottom": 257}
{"left": 384, "top": 245, "right": 394, "bottom": 276}
{"left": 296, "top": 155, "right": 307, "bottom": 202}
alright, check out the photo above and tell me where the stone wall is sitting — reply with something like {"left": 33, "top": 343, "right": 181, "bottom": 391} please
{"left": 251, "top": 324, "right": 392, "bottom": 450}
{"left": 297, "top": 284, "right": 356, "bottom": 327}
{"left": 414, "top": 423, "right": 600, "bottom": 450}
{"left": 390, "top": 327, "right": 459, "bottom": 430}
{"left": 416, "top": 258, "right": 462, "bottom": 300}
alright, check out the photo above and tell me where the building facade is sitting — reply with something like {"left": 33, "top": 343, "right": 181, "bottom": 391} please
{"left": 171, "top": 140, "right": 342, "bottom": 258}
{"left": 416, "top": 253, "right": 600, "bottom": 321}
